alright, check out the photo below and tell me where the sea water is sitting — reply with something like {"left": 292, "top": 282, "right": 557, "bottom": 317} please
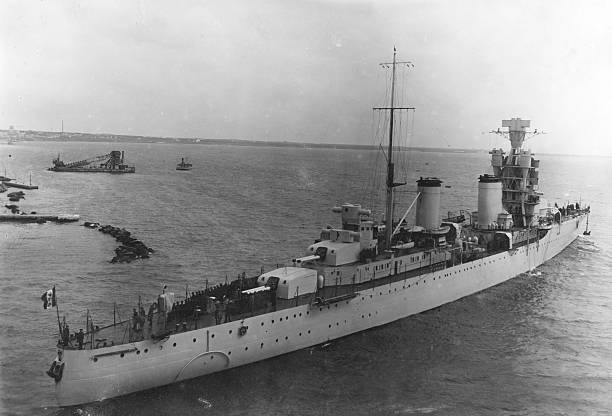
{"left": 1, "top": 142, "right": 611, "bottom": 415}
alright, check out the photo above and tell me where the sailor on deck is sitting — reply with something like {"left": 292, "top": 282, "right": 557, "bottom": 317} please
{"left": 214, "top": 299, "right": 222, "bottom": 324}
{"left": 76, "top": 329, "right": 84, "bottom": 350}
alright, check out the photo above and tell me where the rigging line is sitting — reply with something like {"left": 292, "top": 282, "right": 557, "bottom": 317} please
{"left": 402, "top": 110, "right": 416, "bottom": 182}
{"left": 392, "top": 192, "right": 421, "bottom": 237}
{"left": 403, "top": 68, "right": 410, "bottom": 109}
{"left": 365, "top": 111, "right": 380, "bottom": 210}
{"left": 362, "top": 109, "right": 378, "bottom": 202}
{"left": 403, "top": 111, "right": 414, "bottom": 173}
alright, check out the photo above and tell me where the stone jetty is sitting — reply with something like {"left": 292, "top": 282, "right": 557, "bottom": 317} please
{"left": 83, "top": 222, "right": 154, "bottom": 263}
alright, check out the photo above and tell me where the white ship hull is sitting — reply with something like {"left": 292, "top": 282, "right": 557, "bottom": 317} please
{"left": 55, "top": 215, "right": 585, "bottom": 406}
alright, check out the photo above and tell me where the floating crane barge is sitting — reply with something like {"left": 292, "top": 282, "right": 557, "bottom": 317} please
{"left": 48, "top": 151, "right": 135, "bottom": 173}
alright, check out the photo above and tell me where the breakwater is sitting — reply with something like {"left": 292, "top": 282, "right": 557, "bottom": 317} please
{"left": 83, "top": 222, "right": 154, "bottom": 263}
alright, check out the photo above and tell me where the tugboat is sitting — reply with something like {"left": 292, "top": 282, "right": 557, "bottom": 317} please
{"left": 176, "top": 157, "right": 192, "bottom": 171}
{"left": 45, "top": 50, "right": 590, "bottom": 407}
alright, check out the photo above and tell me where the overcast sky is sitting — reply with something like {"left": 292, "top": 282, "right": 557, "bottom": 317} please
{"left": 1, "top": 0, "right": 611, "bottom": 155}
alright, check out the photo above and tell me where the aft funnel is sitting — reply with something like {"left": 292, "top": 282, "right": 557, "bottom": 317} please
{"left": 415, "top": 177, "right": 442, "bottom": 230}
{"left": 477, "top": 174, "right": 503, "bottom": 229}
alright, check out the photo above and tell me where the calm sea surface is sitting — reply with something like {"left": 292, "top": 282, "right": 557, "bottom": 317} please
{"left": 1, "top": 142, "right": 611, "bottom": 416}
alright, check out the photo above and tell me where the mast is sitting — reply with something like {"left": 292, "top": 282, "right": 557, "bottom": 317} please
{"left": 375, "top": 48, "right": 415, "bottom": 249}
{"left": 490, "top": 118, "right": 542, "bottom": 228}
{"left": 384, "top": 49, "right": 397, "bottom": 250}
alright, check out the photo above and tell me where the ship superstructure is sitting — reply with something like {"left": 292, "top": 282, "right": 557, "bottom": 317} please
{"left": 45, "top": 51, "right": 590, "bottom": 406}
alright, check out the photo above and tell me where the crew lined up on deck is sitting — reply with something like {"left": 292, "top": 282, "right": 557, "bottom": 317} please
{"left": 52, "top": 271, "right": 277, "bottom": 350}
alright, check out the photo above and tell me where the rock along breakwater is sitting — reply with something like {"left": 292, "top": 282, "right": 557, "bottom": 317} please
{"left": 83, "top": 222, "right": 154, "bottom": 263}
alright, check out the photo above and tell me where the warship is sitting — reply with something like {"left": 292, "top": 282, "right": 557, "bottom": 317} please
{"left": 45, "top": 51, "right": 590, "bottom": 406}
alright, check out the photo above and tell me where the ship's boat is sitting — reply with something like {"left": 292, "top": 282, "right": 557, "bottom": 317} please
{"left": 45, "top": 51, "right": 590, "bottom": 407}
{"left": 176, "top": 157, "right": 193, "bottom": 171}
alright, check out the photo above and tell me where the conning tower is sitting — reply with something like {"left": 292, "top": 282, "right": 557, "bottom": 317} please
{"left": 415, "top": 177, "right": 442, "bottom": 230}
{"left": 490, "top": 118, "right": 541, "bottom": 227}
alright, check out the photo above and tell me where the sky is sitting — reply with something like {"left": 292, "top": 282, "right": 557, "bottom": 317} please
{"left": 1, "top": 0, "right": 611, "bottom": 155}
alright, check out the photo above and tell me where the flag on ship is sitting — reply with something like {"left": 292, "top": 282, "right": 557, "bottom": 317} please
{"left": 41, "top": 286, "right": 56, "bottom": 309}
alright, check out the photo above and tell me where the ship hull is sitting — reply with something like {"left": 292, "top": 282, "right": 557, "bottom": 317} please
{"left": 55, "top": 214, "right": 586, "bottom": 406}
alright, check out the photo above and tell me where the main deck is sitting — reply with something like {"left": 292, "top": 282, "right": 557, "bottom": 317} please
{"left": 59, "top": 208, "right": 587, "bottom": 352}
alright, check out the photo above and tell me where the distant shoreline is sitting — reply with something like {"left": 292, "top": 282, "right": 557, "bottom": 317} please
{"left": 2, "top": 130, "right": 607, "bottom": 158}
{"left": 0, "top": 129, "right": 484, "bottom": 154}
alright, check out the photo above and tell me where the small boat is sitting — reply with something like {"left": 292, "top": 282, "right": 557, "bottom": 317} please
{"left": 176, "top": 157, "right": 192, "bottom": 171}
{"left": 5, "top": 172, "right": 38, "bottom": 189}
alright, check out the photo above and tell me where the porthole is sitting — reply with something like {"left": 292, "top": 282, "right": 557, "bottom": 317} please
{"left": 271, "top": 319, "right": 275, "bottom": 323}
{"left": 276, "top": 339, "right": 279, "bottom": 343}
{"left": 280, "top": 317, "right": 283, "bottom": 321}
{"left": 211, "top": 334, "right": 215, "bottom": 338}
{"left": 299, "top": 313, "right": 302, "bottom": 317}
{"left": 368, "top": 313, "right": 371, "bottom": 317}
{"left": 210, "top": 355, "right": 214, "bottom": 360}
{"left": 285, "top": 336, "right": 288, "bottom": 340}
{"left": 144, "top": 349, "right": 148, "bottom": 353}
{"left": 93, "top": 357, "right": 98, "bottom": 362}
{"left": 229, "top": 330, "right": 233, "bottom": 334}
{"left": 245, "top": 346, "right": 248, "bottom": 351}
{"left": 308, "top": 330, "right": 311, "bottom": 334}
{"left": 228, "top": 351, "right": 232, "bottom": 355}
{"left": 173, "top": 343, "right": 177, "bottom": 347}
{"left": 329, "top": 324, "right": 332, "bottom": 328}
{"left": 260, "top": 343, "right": 264, "bottom": 348}
{"left": 193, "top": 338, "right": 196, "bottom": 342}
{"left": 306, "top": 311, "right": 309, "bottom": 315}
{"left": 299, "top": 332, "right": 302, "bottom": 336}
{"left": 136, "top": 350, "right": 140, "bottom": 355}
{"left": 293, "top": 314, "right": 297, "bottom": 318}
{"left": 120, "top": 353, "right": 124, "bottom": 358}
{"left": 261, "top": 322, "right": 264, "bottom": 326}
